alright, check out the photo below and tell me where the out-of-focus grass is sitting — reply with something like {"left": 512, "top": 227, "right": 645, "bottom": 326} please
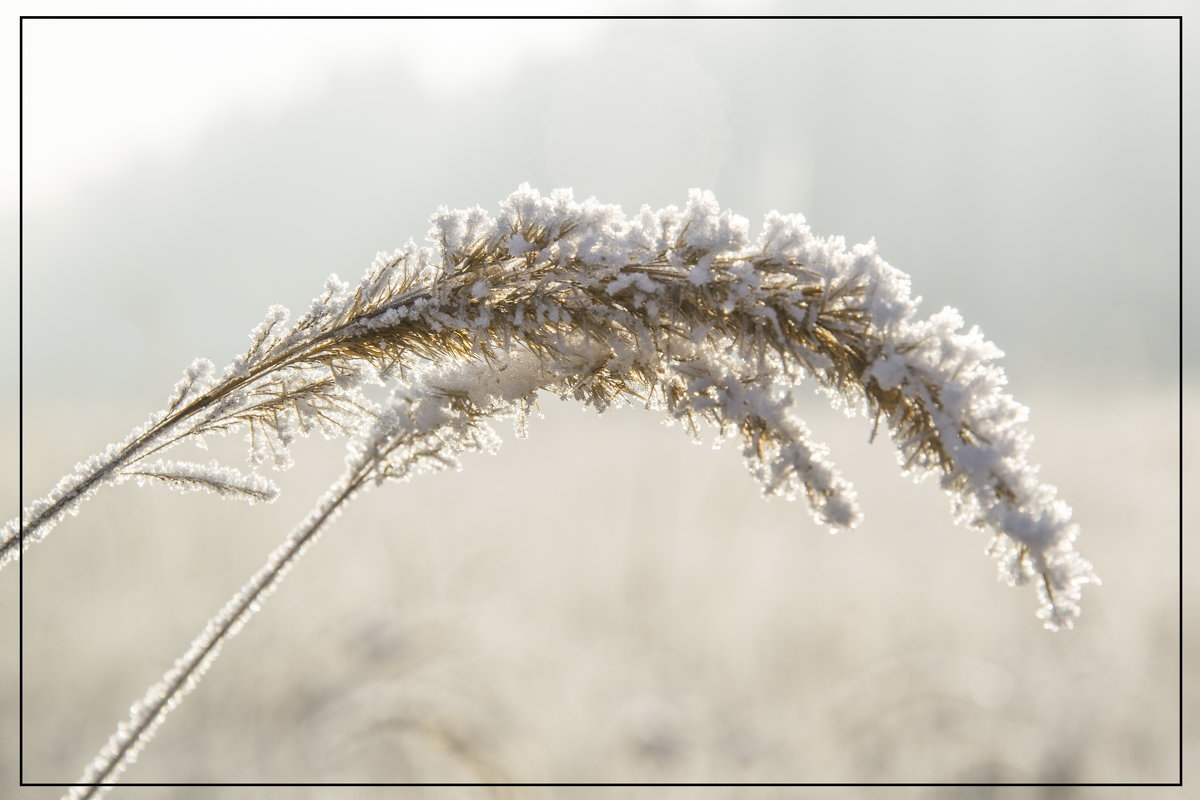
{"left": 4, "top": 385, "right": 1183, "bottom": 795}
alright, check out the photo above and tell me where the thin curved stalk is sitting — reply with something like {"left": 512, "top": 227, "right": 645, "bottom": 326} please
{"left": 66, "top": 453, "right": 371, "bottom": 799}
{"left": 7, "top": 270, "right": 430, "bottom": 566}
{"left": 65, "top": 356, "right": 529, "bottom": 798}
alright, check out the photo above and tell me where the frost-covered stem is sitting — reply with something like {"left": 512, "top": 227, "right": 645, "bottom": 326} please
{"left": 67, "top": 455, "right": 372, "bottom": 800}
{"left": 6, "top": 300, "right": 392, "bottom": 568}
{"left": 6, "top": 426, "right": 167, "bottom": 564}
{"left": 65, "top": 354, "right": 531, "bottom": 798}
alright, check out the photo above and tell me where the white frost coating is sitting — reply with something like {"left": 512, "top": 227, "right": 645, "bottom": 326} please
{"left": 408, "top": 186, "right": 1092, "bottom": 627}
{"left": 862, "top": 350, "right": 909, "bottom": 392}
{"left": 19, "top": 185, "right": 1092, "bottom": 634}
{"left": 164, "top": 358, "right": 217, "bottom": 413}
{"left": 66, "top": 466, "right": 354, "bottom": 799}
{"left": 8, "top": 303, "right": 381, "bottom": 567}
{"left": 123, "top": 460, "right": 279, "bottom": 504}
{"left": 245, "top": 304, "right": 290, "bottom": 365}
{"left": 668, "top": 348, "right": 861, "bottom": 531}
{"left": 860, "top": 304, "right": 1094, "bottom": 630}
{"left": 5, "top": 408, "right": 185, "bottom": 570}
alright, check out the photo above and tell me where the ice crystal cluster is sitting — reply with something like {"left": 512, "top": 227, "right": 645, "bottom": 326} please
{"left": 13, "top": 186, "right": 1096, "bottom": 796}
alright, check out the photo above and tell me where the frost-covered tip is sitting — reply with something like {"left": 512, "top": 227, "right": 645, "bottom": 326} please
{"left": 389, "top": 185, "right": 1093, "bottom": 626}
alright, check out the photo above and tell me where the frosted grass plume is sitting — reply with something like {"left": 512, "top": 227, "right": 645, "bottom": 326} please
{"left": 15, "top": 185, "right": 1096, "bottom": 628}
{"left": 59, "top": 185, "right": 1097, "bottom": 796}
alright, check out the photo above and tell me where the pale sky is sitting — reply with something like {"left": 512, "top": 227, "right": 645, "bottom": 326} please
{"left": 12, "top": 0, "right": 1186, "bottom": 213}
{"left": 19, "top": 17, "right": 598, "bottom": 209}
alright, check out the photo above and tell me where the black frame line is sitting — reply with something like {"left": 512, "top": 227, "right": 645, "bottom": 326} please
{"left": 11, "top": 14, "right": 1190, "bottom": 20}
{"left": 14, "top": 781, "right": 1193, "bottom": 789}
{"left": 16, "top": 12, "right": 22, "bottom": 790}
{"left": 1179, "top": 6, "right": 1187, "bottom": 789}
{"left": 15, "top": 11, "right": 1186, "bottom": 792}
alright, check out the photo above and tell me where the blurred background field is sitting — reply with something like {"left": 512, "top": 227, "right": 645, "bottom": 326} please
{"left": 7, "top": 386, "right": 1186, "bottom": 793}
{"left": 7, "top": 11, "right": 1186, "bottom": 794}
